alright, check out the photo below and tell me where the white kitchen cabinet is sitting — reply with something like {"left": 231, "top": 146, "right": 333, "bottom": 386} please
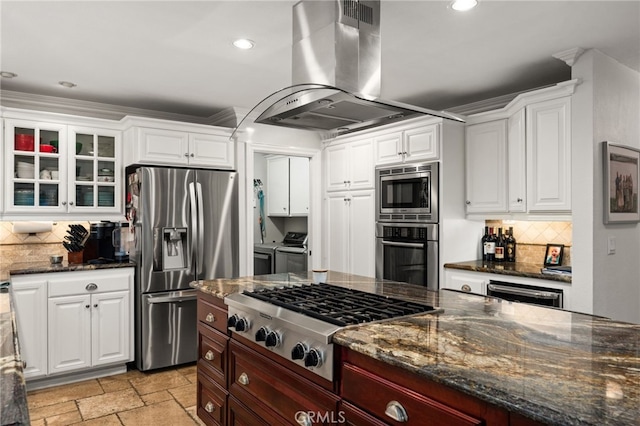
{"left": 266, "top": 156, "right": 309, "bottom": 216}
{"left": 11, "top": 276, "right": 48, "bottom": 379}
{"left": 47, "top": 269, "right": 132, "bottom": 375}
{"left": 465, "top": 120, "right": 508, "bottom": 214}
{"left": 128, "top": 126, "right": 234, "bottom": 169}
{"left": 374, "top": 123, "right": 440, "bottom": 165}
{"left": 465, "top": 96, "right": 571, "bottom": 215}
{"left": 325, "top": 138, "right": 374, "bottom": 191}
{"left": 3, "top": 118, "right": 122, "bottom": 215}
{"left": 526, "top": 97, "right": 571, "bottom": 212}
{"left": 11, "top": 268, "right": 133, "bottom": 382}
{"left": 325, "top": 190, "right": 375, "bottom": 277}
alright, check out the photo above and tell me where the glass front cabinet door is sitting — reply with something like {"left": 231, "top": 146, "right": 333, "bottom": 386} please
{"left": 5, "top": 119, "right": 67, "bottom": 213}
{"left": 4, "top": 120, "right": 121, "bottom": 214}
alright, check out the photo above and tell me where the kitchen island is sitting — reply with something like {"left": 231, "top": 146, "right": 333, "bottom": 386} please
{"left": 193, "top": 271, "right": 639, "bottom": 425}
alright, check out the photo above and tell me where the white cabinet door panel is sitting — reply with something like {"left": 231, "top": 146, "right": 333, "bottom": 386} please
{"left": 48, "top": 294, "right": 92, "bottom": 374}
{"left": 138, "top": 128, "right": 189, "bottom": 165}
{"left": 11, "top": 277, "right": 48, "bottom": 379}
{"left": 188, "top": 133, "right": 234, "bottom": 169}
{"left": 267, "top": 156, "right": 290, "bottom": 216}
{"left": 92, "top": 291, "right": 130, "bottom": 366}
{"left": 326, "top": 193, "right": 349, "bottom": 273}
{"left": 404, "top": 124, "right": 439, "bottom": 161}
{"left": 289, "top": 157, "right": 310, "bottom": 215}
{"left": 507, "top": 109, "right": 527, "bottom": 212}
{"left": 374, "top": 133, "right": 402, "bottom": 165}
{"left": 348, "top": 190, "right": 375, "bottom": 277}
{"left": 348, "top": 139, "right": 374, "bottom": 189}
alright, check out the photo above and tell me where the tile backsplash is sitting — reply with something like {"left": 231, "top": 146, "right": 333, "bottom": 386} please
{"left": 0, "top": 221, "right": 89, "bottom": 268}
{"left": 485, "top": 220, "right": 572, "bottom": 265}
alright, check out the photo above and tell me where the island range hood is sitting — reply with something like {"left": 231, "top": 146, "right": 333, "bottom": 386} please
{"left": 233, "top": 0, "right": 463, "bottom": 140}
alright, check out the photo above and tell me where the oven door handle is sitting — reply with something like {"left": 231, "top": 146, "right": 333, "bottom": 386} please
{"left": 381, "top": 241, "right": 425, "bottom": 249}
{"left": 487, "top": 284, "right": 560, "bottom": 300}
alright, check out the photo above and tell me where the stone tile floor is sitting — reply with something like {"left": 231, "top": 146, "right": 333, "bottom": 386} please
{"left": 27, "top": 364, "right": 205, "bottom": 425}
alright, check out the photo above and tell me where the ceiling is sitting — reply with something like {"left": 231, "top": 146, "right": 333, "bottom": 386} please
{"left": 1, "top": 1, "right": 639, "bottom": 121}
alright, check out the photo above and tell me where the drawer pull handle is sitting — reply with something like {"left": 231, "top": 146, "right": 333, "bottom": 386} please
{"left": 461, "top": 284, "right": 472, "bottom": 292}
{"left": 238, "top": 372, "right": 249, "bottom": 385}
{"left": 204, "top": 350, "right": 215, "bottom": 361}
{"left": 385, "top": 401, "right": 408, "bottom": 422}
{"left": 86, "top": 283, "right": 98, "bottom": 291}
{"left": 206, "top": 313, "right": 215, "bottom": 323}
{"left": 205, "top": 401, "right": 214, "bottom": 413}
{"left": 295, "top": 411, "right": 312, "bottom": 426}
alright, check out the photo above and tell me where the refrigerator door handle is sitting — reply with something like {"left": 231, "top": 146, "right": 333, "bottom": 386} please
{"left": 188, "top": 181, "right": 198, "bottom": 272}
{"left": 145, "top": 290, "right": 198, "bottom": 304}
{"left": 196, "top": 182, "right": 205, "bottom": 275}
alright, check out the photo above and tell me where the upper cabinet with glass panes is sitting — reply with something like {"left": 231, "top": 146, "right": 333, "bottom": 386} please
{"left": 3, "top": 118, "right": 122, "bottom": 217}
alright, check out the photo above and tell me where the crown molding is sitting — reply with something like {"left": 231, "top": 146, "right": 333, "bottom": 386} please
{"left": 553, "top": 47, "right": 586, "bottom": 67}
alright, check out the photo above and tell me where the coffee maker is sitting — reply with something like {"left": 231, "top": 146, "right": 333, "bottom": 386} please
{"left": 84, "top": 221, "right": 116, "bottom": 263}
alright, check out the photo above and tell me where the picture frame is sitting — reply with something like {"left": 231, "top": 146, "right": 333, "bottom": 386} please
{"left": 543, "top": 244, "right": 564, "bottom": 266}
{"left": 603, "top": 141, "right": 640, "bottom": 224}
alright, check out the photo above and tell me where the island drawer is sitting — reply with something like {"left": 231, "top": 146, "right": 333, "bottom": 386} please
{"left": 342, "top": 362, "right": 482, "bottom": 426}
{"left": 198, "top": 322, "right": 228, "bottom": 387}
{"left": 197, "top": 293, "right": 228, "bottom": 334}
{"left": 197, "top": 372, "right": 226, "bottom": 426}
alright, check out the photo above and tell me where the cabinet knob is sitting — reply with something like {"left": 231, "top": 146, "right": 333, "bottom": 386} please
{"left": 205, "top": 313, "right": 215, "bottom": 323}
{"left": 204, "top": 350, "right": 215, "bottom": 361}
{"left": 295, "top": 411, "right": 312, "bottom": 426}
{"left": 517, "top": 198, "right": 523, "bottom": 203}
{"left": 62, "top": 201, "right": 67, "bottom": 206}
{"left": 69, "top": 201, "right": 74, "bottom": 206}
{"left": 85, "top": 304, "right": 90, "bottom": 309}
{"left": 238, "top": 372, "right": 250, "bottom": 385}
{"left": 184, "top": 153, "right": 189, "bottom": 157}
{"left": 93, "top": 303, "right": 98, "bottom": 308}
{"left": 190, "top": 153, "right": 195, "bottom": 157}
{"left": 461, "top": 284, "right": 472, "bottom": 292}
{"left": 86, "top": 283, "right": 98, "bottom": 291}
{"left": 205, "top": 402, "right": 215, "bottom": 413}
{"left": 384, "top": 401, "right": 408, "bottom": 422}
{"left": 465, "top": 200, "right": 471, "bottom": 205}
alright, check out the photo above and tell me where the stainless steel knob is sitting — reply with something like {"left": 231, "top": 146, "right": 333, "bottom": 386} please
{"left": 265, "top": 330, "right": 281, "bottom": 348}
{"left": 304, "top": 348, "right": 322, "bottom": 367}
{"left": 69, "top": 201, "right": 74, "bottom": 206}
{"left": 385, "top": 401, "right": 408, "bottom": 422}
{"left": 205, "top": 402, "right": 214, "bottom": 413}
{"left": 62, "top": 201, "right": 67, "bottom": 206}
{"left": 238, "top": 372, "right": 249, "bottom": 385}
{"left": 86, "top": 283, "right": 98, "bottom": 291}
{"left": 184, "top": 153, "right": 189, "bottom": 157}
{"left": 85, "top": 304, "right": 90, "bottom": 309}
{"left": 205, "top": 350, "right": 215, "bottom": 361}
{"left": 206, "top": 313, "right": 215, "bottom": 323}
{"left": 190, "top": 153, "right": 195, "bottom": 157}
{"left": 461, "top": 284, "right": 472, "bottom": 292}
{"left": 465, "top": 200, "right": 471, "bottom": 205}
{"left": 93, "top": 304, "right": 98, "bottom": 308}
{"left": 517, "top": 198, "right": 523, "bottom": 203}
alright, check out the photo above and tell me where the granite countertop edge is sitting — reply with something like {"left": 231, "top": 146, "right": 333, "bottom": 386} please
{"left": 444, "top": 260, "right": 572, "bottom": 283}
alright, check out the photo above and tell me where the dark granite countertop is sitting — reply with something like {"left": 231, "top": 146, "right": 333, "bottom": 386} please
{"left": 7, "top": 260, "right": 135, "bottom": 277}
{"left": 0, "top": 283, "right": 30, "bottom": 426}
{"left": 444, "top": 259, "right": 572, "bottom": 283}
{"left": 193, "top": 271, "right": 638, "bottom": 425}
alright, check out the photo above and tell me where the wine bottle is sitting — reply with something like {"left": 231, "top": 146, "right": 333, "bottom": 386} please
{"left": 486, "top": 227, "right": 496, "bottom": 262}
{"left": 481, "top": 226, "right": 490, "bottom": 261}
{"left": 494, "top": 227, "right": 505, "bottom": 262}
{"left": 506, "top": 226, "right": 516, "bottom": 262}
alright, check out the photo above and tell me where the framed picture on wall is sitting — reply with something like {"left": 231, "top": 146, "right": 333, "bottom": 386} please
{"left": 603, "top": 141, "right": 640, "bottom": 224}
{"left": 544, "top": 244, "right": 564, "bottom": 266}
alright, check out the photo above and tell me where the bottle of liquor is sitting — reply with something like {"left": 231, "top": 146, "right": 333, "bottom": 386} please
{"left": 481, "top": 226, "right": 490, "bottom": 261}
{"left": 494, "top": 227, "right": 505, "bottom": 262}
{"left": 506, "top": 226, "right": 517, "bottom": 262}
{"left": 485, "top": 227, "right": 496, "bottom": 262}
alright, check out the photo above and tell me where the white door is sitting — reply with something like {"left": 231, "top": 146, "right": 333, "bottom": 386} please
{"left": 188, "top": 133, "right": 234, "bottom": 169}
{"left": 267, "top": 156, "right": 290, "bottom": 216}
{"left": 404, "top": 124, "right": 439, "bottom": 162}
{"left": 92, "top": 291, "right": 131, "bottom": 366}
{"left": 325, "top": 144, "right": 349, "bottom": 191}
{"left": 137, "top": 128, "right": 189, "bottom": 165}
{"left": 348, "top": 190, "right": 375, "bottom": 277}
{"left": 48, "top": 294, "right": 92, "bottom": 374}
{"left": 326, "top": 193, "right": 350, "bottom": 273}
{"left": 11, "top": 278, "right": 48, "bottom": 378}
{"left": 289, "top": 157, "right": 309, "bottom": 216}
{"left": 374, "top": 133, "right": 402, "bottom": 165}
{"left": 348, "top": 139, "right": 374, "bottom": 189}
{"left": 465, "top": 120, "right": 508, "bottom": 213}
{"left": 507, "top": 110, "right": 527, "bottom": 212}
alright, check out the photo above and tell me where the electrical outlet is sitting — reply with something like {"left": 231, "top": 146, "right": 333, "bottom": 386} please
{"left": 608, "top": 236, "right": 616, "bottom": 255}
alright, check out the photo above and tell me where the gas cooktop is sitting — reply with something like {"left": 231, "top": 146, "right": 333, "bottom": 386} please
{"left": 244, "top": 283, "right": 437, "bottom": 327}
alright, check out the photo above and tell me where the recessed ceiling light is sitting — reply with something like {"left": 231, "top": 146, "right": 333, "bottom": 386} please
{"left": 451, "top": 0, "right": 478, "bottom": 11}
{"left": 233, "top": 39, "right": 255, "bottom": 50}
{"left": 0, "top": 71, "right": 18, "bottom": 78}
{"left": 58, "top": 81, "right": 77, "bottom": 88}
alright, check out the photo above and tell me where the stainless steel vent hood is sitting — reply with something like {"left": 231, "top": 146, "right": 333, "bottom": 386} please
{"left": 232, "top": 0, "right": 463, "bottom": 140}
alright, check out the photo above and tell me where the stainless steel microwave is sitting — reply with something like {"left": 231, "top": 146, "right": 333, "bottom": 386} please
{"left": 376, "top": 162, "right": 439, "bottom": 223}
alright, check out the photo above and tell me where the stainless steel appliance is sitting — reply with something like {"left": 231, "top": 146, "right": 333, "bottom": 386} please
{"left": 486, "top": 280, "right": 563, "bottom": 308}
{"left": 127, "top": 166, "right": 238, "bottom": 371}
{"left": 375, "top": 223, "right": 438, "bottom": 290}
{"left": 225, "top": 282, "right": 439, "bottom": 381}
{"left": 275, "top": 232, "right": 308, "bottom": 273}
{"left": 376, "top": 162, "right": 439, "bottom": 223}
{"left": 253, "top": 242, "right": 280, "bottom": 275}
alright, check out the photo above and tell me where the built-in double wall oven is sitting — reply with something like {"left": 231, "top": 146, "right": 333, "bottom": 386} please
{"left": 375, "top": 162, "right": 439, "bottom": 290}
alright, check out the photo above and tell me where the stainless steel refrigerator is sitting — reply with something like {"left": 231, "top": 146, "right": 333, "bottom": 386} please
{"left": 126, "top": 166, "right": 238, "bottom": 371}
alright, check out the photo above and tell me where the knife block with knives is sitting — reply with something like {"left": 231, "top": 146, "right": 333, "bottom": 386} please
{"left": 64, "top": 224, "right": 89, "bottom": 264}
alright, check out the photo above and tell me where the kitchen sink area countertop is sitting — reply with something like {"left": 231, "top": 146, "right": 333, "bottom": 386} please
{"left": 6, "top": 260, "right": 136, "bottom": 277}
{"left": 192, "top": 271, "right": 639, "bottom": 426}
{"left": 444, "top": 259, "right": 572, "bottom": 283}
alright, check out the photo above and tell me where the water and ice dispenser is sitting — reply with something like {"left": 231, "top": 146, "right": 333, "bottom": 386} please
{"left": 162, "top": 227, "right": 187, "bottom": 270}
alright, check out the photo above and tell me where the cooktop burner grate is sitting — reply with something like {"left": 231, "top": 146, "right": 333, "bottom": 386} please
{"left": 244, "top": 283, "right": 437, "bottom": 326}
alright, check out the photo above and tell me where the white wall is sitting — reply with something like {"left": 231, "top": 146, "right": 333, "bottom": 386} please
{"left": 573, "top": 49, "right": 640, "bottom": 323}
